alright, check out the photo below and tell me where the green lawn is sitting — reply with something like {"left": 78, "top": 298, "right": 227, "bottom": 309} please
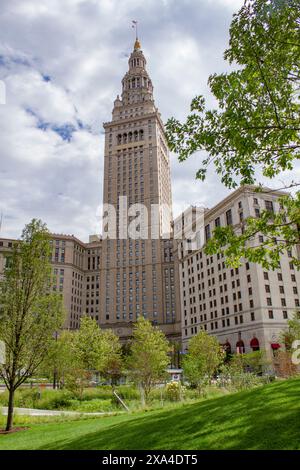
{"left": 1, "top": 377, "right": 299, "bottom": 450}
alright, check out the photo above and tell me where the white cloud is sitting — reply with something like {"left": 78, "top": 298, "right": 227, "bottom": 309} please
{"left": 0, "top": 0, "right": 285, "bottom": 242}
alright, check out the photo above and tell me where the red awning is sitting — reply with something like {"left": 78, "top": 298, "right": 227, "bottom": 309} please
{"left": 250, "top": 338, "right": 259, "bottom": 348}
{"left": 271, "top": 343, "right": 281, "bottom": 350}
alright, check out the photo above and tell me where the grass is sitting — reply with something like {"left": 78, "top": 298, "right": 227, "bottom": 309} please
{"left": 0, "top": 377, "right": 299, "bottom": 450}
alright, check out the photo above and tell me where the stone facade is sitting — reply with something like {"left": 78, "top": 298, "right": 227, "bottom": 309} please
{"left": 174, "top": 185, "right": 300, "bottom": 357}
{"left": 99, "top": 39, "right": 181, "bottom": 341}
{"left": 0, "top": 234, "right": 101, "bottom": 330}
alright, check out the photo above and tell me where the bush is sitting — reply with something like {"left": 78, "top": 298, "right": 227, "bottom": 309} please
{"left": 165, "top": 381, "right": 185, "bottom": 401}
{"left": 115, "top": 385, "right": 140, "bottom": 400}
{"left": 0, "top": 388, "right": 41, "bottom": 408}
{"left": 36, "top": 390, "right": 74, "bottom": 410}
{"left": 68, "top": 398, "right": 113, "bottom": 412}
{"left": 218, "top": 364, "right": 264, "bottom": 392}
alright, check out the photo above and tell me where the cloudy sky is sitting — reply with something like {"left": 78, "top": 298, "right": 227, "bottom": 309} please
{"left": 0, "top": 0, "right": 256, "bottom": 241}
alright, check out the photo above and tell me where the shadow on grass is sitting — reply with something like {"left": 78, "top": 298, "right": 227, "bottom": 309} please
{"left": 37, "top": 378, "right": 300, "bottom": 450}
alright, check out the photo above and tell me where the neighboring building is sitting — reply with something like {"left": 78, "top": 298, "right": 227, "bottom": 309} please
{"left": 174, "top": 185, "right": 300, "bottom": 357}
{"left": 0, "top": 234, "right": 102, "bottom": 330}
{"left": 99, "top": 38, "right": 181, "bottom": 341}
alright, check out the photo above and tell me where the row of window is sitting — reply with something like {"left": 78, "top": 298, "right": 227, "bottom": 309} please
{"left": 185, "top": 309, "right": 290, "bottom": 337}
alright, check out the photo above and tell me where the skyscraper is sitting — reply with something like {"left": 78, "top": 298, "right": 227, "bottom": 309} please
{"left": 100, "top": 38, "right": 181, "bottom": 341}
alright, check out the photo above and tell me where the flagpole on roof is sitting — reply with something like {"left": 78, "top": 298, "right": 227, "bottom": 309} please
{"left": 132, "top": 20, "right": 138, "bottom": 40}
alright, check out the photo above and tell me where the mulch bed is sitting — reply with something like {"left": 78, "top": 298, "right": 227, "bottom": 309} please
{"left": 0, "top": 427, "right": 29, "bottom": 434}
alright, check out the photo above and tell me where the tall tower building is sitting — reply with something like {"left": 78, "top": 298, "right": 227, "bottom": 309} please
{"left": 100, "top": 38, "right": 181, "bottom": 341}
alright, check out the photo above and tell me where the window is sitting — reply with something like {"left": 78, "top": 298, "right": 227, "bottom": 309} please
{"left": 265, "top": 200, "right": 274, "bottom": 212}
{"left": 205, "top": 224, "right": 211, "bottom": 241}
{"left": 283, "top": 311, "right": 288, "bottom": 319}
{"left": 226, "top": 209, "right": 233, "bottom": 226}
{"left": 215, "top": 217, "right": 220, "bottom": 228}
{"left": 251, "top": 312, "right": 255, "bottom": 321}
{"left": 268, "top": 310, "right": 274, "bottom": 319}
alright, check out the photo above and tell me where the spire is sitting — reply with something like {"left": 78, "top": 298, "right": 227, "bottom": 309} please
{"left": 134, "top": 38, "right": 141, "bottom": 51}
{"left": 132, "top": 20, "right": 141, "bottom": 51}
{"left": 111, "top": 26, "right": 155, "bottom": 114}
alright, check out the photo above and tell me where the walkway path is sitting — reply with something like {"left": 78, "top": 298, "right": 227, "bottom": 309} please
{"left": 1, "top": 407, "right": 110, "bottom": 417}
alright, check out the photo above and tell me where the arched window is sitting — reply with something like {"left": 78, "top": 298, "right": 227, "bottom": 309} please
{"left": 128, "top": 132, "right": 133, "bottom": 142}
{"left": 132, "top": 78, "right": 136, "bottom": 89}
{"left": 236, "top": 340, "right": 245, "bottom": 354}
{"left": 134, "top": 130, "right": 138, "bottom": 142}
{"left": 223, "top": 341, "right": 232, "bottom": 355}
{"left": 250, "top": 337, "right": 260, "bottom": 351}
{"left": 117, "top": 134, "right": 122, "bottom": 145}
{"left": 139, "top": 129, "right": 144, "bottom": 140}
{"left": 123, "top": 133, "right": 127, "bottom": 144}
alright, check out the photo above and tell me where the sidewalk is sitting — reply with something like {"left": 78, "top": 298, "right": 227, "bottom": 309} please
{"left": 1, "top": 407, "right": 109, "bottom": 417}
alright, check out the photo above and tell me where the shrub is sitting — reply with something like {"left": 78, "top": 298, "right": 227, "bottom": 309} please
{"left": 218, "top": 364, "right": 264, "bottom": 392}
{"left": 165, "top": 381, "right": 185, "bottom": 402}
{"left": 68, "top": 398, "right": 113, "bottom": 412}
{"left": 36, "top": 390, "right": 74, "bottom": 410}
{"left": 0, "top": 388, "right": 41, "bottom": 408}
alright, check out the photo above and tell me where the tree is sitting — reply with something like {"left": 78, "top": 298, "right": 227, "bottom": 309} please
{"left": 126, "top": 317, "right": 170, "bottom": 405}
{"left": 182, "top": 331, "right": 224, "bottom": 394}
{"left": 166, "top": 0, "right": 300, "bottom": 268}
{"left": 65, "top": 317, "right": 104, "bottom": 398}
{"left": 230, "top": 350, "right": 270, "bottom": 375}
{"left": 276, "top": 310, "right": 300, "bottom": 377}
{"left": 280, "top": 310, "right": 300, "bottom": 350}
{"left": 40, "top": 330, "right": 74, "bottom": 389}
{"left": 64, "top": 317, "right": 123, "bottom": 397}
{"left": 100, "top": 329, "right": 123, "bottom": 388}
{"left": 0, "top": 219, "right": 64, "bottom": 431}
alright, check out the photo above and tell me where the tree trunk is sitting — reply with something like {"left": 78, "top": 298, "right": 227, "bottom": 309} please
{"left": 140, "top": 385, "right": 145, "bottom": 407}
{"left": 53, "top": 368, "right": 57, "bottom": 389}
{"left": 6, "top": 387, "right": 15, "bottom": 432}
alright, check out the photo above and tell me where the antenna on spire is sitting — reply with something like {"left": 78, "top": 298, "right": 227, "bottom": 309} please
{"left": 132, "top": 20, "right": 138, "bottom": 40}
